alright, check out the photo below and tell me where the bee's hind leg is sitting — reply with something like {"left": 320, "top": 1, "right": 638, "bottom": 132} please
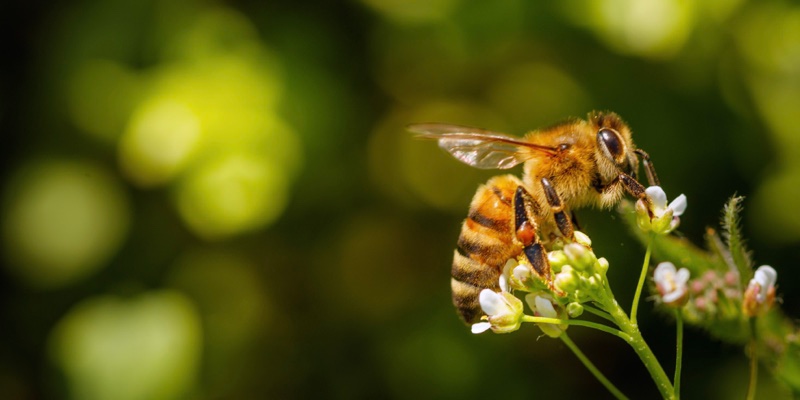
{"left": 513, "top": 186, "right": 550, "bottom": 279}
{"left": 540, "top": 178, "right": 575, "bottom": 240}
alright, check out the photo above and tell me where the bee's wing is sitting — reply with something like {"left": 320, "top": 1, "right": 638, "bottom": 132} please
{"left": 409, "top": 123, "right": 557, "bottom": 170}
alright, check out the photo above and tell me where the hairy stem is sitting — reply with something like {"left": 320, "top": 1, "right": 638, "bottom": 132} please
{"left": 561, "top": 333, "right": 629, "bottom": 400}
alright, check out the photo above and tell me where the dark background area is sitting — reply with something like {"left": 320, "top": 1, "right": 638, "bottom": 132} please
{"left": 1, "top": 0, "right": 799, "bottom": 399}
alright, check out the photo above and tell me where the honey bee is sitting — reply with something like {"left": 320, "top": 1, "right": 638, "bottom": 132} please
{"left": 410, "top": 111, "right": 660, "bottom": 324}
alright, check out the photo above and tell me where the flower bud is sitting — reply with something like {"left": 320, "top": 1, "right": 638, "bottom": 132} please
{"left": 554, "top": 265, "right": 578, "bottom": 293}
{"left": 573, "top": 231, "right": 592, "bottom": 247}
{"left": 636, "top": 199, "right": 652, "bottom": 232}
{"left": 547, "top": 250, "right": 569, "bottom": 272}
{"left": 594, "top": 257, "right": 609, "bottom": 274}
{"left": 564, "top": 243, "right": 597, "bottom": 272}
{"left": 567, "top": 302, "right": 584, "bottom": 318}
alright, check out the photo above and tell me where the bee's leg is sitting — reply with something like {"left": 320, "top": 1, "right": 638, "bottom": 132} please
{"left": 619, "top": 173, "right": 647, "bottom": 200}
{"left": 570, "top": 211, "right": 582, "bottom": 232}
{"left": 617, "top": 172, "right": 660, "bottom": 219}
{"left": 634, "top": 149, "right": 660, "bottom": 187}
{"left": 513, "top": 186, "right": 550, "bottom": 278}
{"left": 540, "top": 178, "right": 574, "bottom": 240}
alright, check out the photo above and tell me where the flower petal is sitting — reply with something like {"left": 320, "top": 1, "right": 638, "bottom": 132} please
{"left": 471, "top": 322, "right": 492, "bottom": 334}
{"left": 662, "top": 290, "right": 684, "bottom": 304}
{"left": 513, "top": 265, "right": 530, "bottom": 281}
{"left": 654, "top": 262, "right": 676, "bottom": 283}
{"left": 676, "top": 268, "right": 690, "bottom": 285}
{"left": 534, "top": 296, "right": 558, "bottom": 318}
{"left": 669, "top": 194, "right": 687, "bottom": 217}
{"left": 755, "top": 265, "right": 777, "bottom": 287}
{"left": 645, "top": 186, "right": 668, "bottom": 211}
{"left": 499, "top": 274, "right": 509, "bottom": 293}
{"left": 479, "top": 289, "right": 505, "bottom": 316}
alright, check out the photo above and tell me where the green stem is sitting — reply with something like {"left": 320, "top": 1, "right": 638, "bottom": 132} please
{"left": 561, "top": 333, "right": 630, "bottom": 400}
{"left": 674, "top": 310, "right": 683, "bottom": 400}
{"left": 601, "top": 287, "right": 675, "bottom": 399}
{"left": 630, "top": 232, "right": 655, "bottom": 325}
{"left": 583, "top": 304, "right": 617, "bottom": 324}
{"left": 746, "top": 318, "right": 758, "bottom": 400}
{"left": 521, "top": 315, "right": 630, "bottom": 341}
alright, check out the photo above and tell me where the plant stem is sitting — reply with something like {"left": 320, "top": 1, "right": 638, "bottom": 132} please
{"left": 674, "top": 310, "right": 683, "bottom": 400}
{"left": 520, "top": 315, "right": 631, "bottom": 341}
{"left": 601, "top": 287, "right": 675, "bottom": 399}
{"left": 630, "top": 232, "right": 655, "bottom": 325}
{"left": 561, "top": 333, "right": 629, "bottom": 400}
{"left": 746, "top": 318, "right": 758, "bottom": 400}
{"left": 583, "top": 304, "right": 617, "bottom": 324}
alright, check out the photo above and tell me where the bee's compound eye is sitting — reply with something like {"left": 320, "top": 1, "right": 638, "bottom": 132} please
{"left": 598, "top": 128, "right": 624, "bottom": 162}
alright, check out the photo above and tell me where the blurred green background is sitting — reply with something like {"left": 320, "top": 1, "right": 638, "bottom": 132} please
{"left": 1, "top": 0, "right": 799, "bottom": 398}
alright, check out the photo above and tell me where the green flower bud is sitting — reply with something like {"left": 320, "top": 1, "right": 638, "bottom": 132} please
{"left": 554, "top": 265, "right": 578, "bottom": 293}
{"left": 594, "top": 257, "right": 609, "bottom": 274}
{"left": 564, "top": 243, "right": 597, "bottom": 272}
{"left": 567, "top": 302, "right": 584, "bottom": 318}
{"left": 547, "top": 250, "right": 569, "bottom": 271}
{"left": 573, "top": 230, "right": 592, "bottom": 247}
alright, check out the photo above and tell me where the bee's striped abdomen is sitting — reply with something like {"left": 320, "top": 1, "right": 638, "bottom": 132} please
{"left": 451, "top": 175, "right": 523, "bottom": 324}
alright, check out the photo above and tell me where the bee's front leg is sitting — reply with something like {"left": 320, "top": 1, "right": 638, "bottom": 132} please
{"left": 634, "top": 149, "right": 660, "bottom": 187}
{"left": 513, "top": 186, "right": 550, "bottom": 279}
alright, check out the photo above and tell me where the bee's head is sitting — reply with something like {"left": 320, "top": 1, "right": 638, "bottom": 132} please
{"left": 589, "top": 111, "right": 639, "bottom": 181}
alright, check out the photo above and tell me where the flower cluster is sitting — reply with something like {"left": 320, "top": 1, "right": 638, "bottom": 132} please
{"left": 471, "top": 231, "right": 608, "bottom": 337}
{"left": 679, "top": 270, "right": 742, "bottom": 323}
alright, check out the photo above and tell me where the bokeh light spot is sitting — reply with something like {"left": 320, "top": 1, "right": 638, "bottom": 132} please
{"left": 487, "top": 63, "right": 590, "bottom": 129}
{"left": 66, "top": 59, "right": 141, "bottom": 143}
{"left": 49, "top": 290, "right": 202, "bottom": 400}
{"left": 119, "top": 98, "right": 201, "bottom": 187}
{"left": 358, "top": 0, "right": 460, "bottom": 24}
{"left": 735, "top": 4, "right": 800, "bottom": 75}
{"left": 175, "top": 152, "right": 288, "bottom": 240}
{"left": 2, "top": 160, "right": 130, "bottom": 288}
{"left": 752, "top": 169, "right": 800, "bottom": 244}
{"left": 167, "top": 250, "right": 269, "bottom": 392}
{"left": 564, "top": 0, "right": 695, "bottom": 59}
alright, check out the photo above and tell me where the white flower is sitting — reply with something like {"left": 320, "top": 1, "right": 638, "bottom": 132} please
{"left": 653, "top": 262, "right": 690, "bottom": 306}
{"left": 471, "top": 289, "right": 523, "bottom": 334}
{"left": 636, "top": 186, "right": 687, "bottom": 234}
{"left": 743, "top": 265, "right": 777, "bottom": 317}
{"left": 524, "top": 294, "right": 567, "bottom": 338}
